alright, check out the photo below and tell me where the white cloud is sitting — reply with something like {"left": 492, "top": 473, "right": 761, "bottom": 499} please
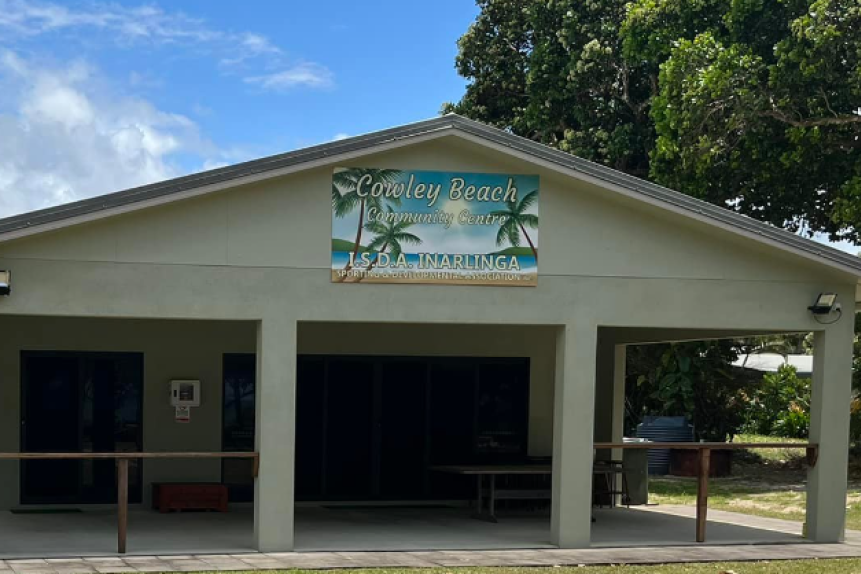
{"left": 0, "top": 0, "right": 332, "bottom": 92}
{"left": 241, "top": 33, "right": 279, "bottom": 54}
{"left": 244, "top": 62, "right": 334, "bottom": 91}
{"left": 332, "top": 133, "right": 351, "bottom": 141}
{"left": 0, "top": 51, "right": 239, "bottom": 217}
{"left": 0, "top": 0, "right": 217, "bottom": 42}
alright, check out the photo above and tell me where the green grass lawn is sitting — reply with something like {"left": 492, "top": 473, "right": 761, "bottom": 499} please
{"left": 648, "top": 434, "right": 861, "bottom": 530}
{"left": 281, "top": 566, "right": 857, "bottom": 573}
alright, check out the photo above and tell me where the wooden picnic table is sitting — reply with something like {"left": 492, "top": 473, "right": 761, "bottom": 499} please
{"left": 434, "top": 441, "right": 818, "bottom": 543}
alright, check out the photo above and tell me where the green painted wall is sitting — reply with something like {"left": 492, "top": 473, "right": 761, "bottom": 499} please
{"left": 0, "top": 317, "right": 257, "bottom": 509}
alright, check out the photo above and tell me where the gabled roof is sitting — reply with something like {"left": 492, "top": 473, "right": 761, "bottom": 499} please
{"left": 1, "top": 113, "right": 860, "bottom": 278}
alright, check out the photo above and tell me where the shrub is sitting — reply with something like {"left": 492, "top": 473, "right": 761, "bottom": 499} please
{"left": 742, "top": 364, "right": 810, "bottom": 439}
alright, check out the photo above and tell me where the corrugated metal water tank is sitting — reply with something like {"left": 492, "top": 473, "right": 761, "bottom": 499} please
{"left": 636, "top": 416, "right": 694, "bottom": 475}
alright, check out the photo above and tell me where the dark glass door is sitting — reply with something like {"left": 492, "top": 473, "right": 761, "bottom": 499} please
{"left": 222, "top": 354, "right": 256, "bottom": 501}
{"left": 21, "top": 352, "right": 143, "bottom": 505}
{"left": 294, "top": 355, "right": 530, "bottom": 501}
{"left": 324, "top": 359, "right": 375, "bottom": 499}
{"left": 428, "top": 359, "right": 478, "bottom": 498}
{"left": 476, "top": 362, "right": 531, "bottom": 459}
{"left": 295, "top": 357, "right": 325, "bottom": 500}
{"left": 378, "top": 360, "right": 428, "bottom": 499}
{"left": 21, "top": 356, "right": 80, "bottom": 502}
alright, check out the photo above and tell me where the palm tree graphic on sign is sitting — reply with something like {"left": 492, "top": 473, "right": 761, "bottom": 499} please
{"left": 353, "top": 209, "right": 422, "bottom": 282}
{"left": 489, "top": 189, "right": 539, "bottom": 261}
{"left": 332, "top": 167, "right": 403, "bottom": 272}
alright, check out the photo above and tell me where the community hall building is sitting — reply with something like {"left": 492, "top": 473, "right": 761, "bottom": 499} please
{"left": 0, "top": 114, "right": 858, "bottom": 555}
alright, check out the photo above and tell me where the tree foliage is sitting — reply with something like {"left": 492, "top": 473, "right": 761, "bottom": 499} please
{"left": 446, "top": 0, "right": 861, "bottom": 243}
{"left": 625, "top": 341, "right": 755, "bottom": 442}
{"left": 444, "top": 0, "right": 654, "bottom": 176}
{"left": 742, "top": 365, "right": 811, "bottom": 438}
{"left": 851, "top": 312, "right": 861, "bottom": 444}
{"left": 625, "top": 335, "right": 818, "bottom": 442}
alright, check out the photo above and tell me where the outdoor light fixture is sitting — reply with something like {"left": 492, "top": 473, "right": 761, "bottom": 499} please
{"left": 808, "top": 292, "right": 841, "bottom": 323}
{"left": 0, "top": 270, "right": 9, "bottom": 297}
{"left": 809, "top": 292, "right": 838, "bottom": 315}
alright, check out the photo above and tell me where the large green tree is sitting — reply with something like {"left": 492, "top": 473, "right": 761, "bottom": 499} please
{"left": 446, "top": 0, "right": 861, "bottom": 243}
{"left": 445, "top": 0, "right": 654, "bottom": 176}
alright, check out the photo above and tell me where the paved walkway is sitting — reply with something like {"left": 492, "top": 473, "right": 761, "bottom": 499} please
{"left": 3, "top": 542, "right": 861, "bottom": 573}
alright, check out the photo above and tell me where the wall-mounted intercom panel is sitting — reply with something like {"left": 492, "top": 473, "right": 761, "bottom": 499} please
{"left": 170, "top": 379, "right": 201, "bottom": 407}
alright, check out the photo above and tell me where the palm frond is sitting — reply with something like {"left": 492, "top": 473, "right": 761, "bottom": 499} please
{"left": 367, "top": 194, "right": 387, "bottom": 211}
{"left": 363, "top": 221, "right": 388, "bottom": 235}
{"left": 505, "top": 220, "right": 521, "bottom": 247}
{"left": 370, "top": 168, "right": 403, "bottom": 183}
{"left": 392, "top": 219, "right": 417, "bottom": 233}
{"left": 366, "top": 235, "right": 388, "bottom": 252}
{"left": 331, "top": 184, "right": 343, "bottom": 212}
{"left": 496, "top": 220, "right": 520, "bottom": 247}
{"left": 393, "top": 232, "right": 422, "bottom": 245}
{"left": 495, "top": 224, "right": 508, "bottom": 247}
{"left": 332, "top": 188, "right": 360, "bottom": 217}
{"left": 517, "top": 189, "right": 538, "bottom": 213}
{"left": 519, "top": 213, "right": 539, "bottom": 228}
{"left": 333, "top": 168, "right": 402, "bottom": 190}
{"left": 332, "top": 170, "right": 361, "bottom": 190}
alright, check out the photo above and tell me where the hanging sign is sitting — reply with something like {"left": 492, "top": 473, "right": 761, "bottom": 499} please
{"left": 331, "top": 168, "right": 539, "bottom": 286}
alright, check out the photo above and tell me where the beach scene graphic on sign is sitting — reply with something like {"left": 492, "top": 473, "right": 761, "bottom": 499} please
{"left": 331, "top": 168, "right": 539, "bottom": 286}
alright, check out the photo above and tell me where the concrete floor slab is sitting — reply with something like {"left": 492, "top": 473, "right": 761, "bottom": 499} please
{"left": 0, "top": 503, "right": 854, "bottom": 568}
{"left": 295, "top": 506, "right": 553, "bottom": 551}
{"left": 590, "top": 506, "right": 802, "bottom": 547}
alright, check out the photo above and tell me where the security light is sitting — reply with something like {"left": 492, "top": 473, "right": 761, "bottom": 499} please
{"left": 808, "top": 292, "right": 838, "bottom": 315}
{"left": 0, "top": 270, "right": 9, "bottom": 296}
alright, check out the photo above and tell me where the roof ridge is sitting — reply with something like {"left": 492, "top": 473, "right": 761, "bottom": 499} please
{"left": 443, "top": 114, "right": 861, "bottom": 272}
{"left": 0, "top": 115, "right": 457, "bottom": 234}
{"left": 0, "top": 113, "right": 858, "bottom": 276}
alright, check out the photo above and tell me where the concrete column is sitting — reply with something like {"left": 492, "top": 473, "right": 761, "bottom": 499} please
{"left": 611, "top": 344, "right": 626, "bottom": 462}
{"left": 807, "top": 323, "right": 854, "bottom": 542}
{"left": 551, "top": 321, "right": 598, "bottom": 548}
{"left": 253, "top": 317, "right": 297, "bottom": 552}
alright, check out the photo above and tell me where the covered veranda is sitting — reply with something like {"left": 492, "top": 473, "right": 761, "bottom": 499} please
{"left": 0, "top": 317, "right": 847, "bottom": 557}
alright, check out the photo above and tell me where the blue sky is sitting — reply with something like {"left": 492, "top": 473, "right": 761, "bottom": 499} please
{"left": 0, "top": 0, "right": 478, "bottom": 216}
